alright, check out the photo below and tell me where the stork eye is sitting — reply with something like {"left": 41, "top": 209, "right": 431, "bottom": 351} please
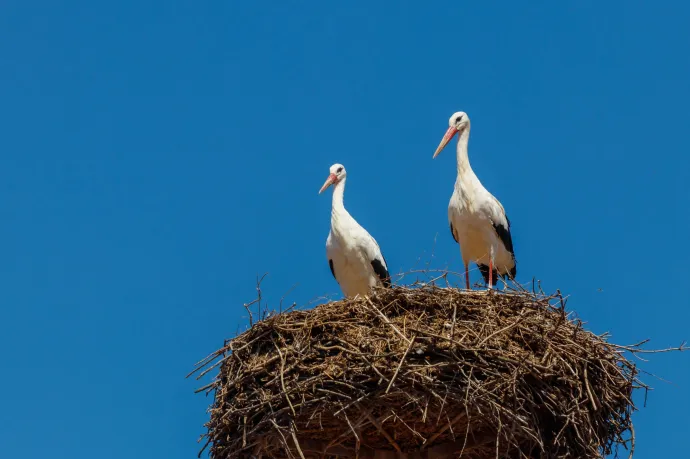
{"left": 455, "top": 115, "right": 464, "bottom": 123}
{"left": 337, "top": 167, "right": 343, "bottom": 173}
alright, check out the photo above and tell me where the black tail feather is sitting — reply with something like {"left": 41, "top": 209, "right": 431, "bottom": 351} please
{"left": 371, "top": 258, "right": 392, "bottom": 288}
{"left": 509, "top": 264, "right": 517, "bottom": 280}
{"left": 476, "top": 263, "right": 498, "bottom": 287}
{"left": 477, "top": 263, "right": 516, "bottom": 287}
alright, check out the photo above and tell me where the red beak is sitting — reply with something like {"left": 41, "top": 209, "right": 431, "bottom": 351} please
{"left": 319, "top": 173, "right": 338, "bottom": 194}
{"left": 433, "top": 126, "right": 459, "bottom": 158}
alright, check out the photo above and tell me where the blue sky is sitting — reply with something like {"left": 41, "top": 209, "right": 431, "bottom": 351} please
{"left": 1, "top": 1, "right": 688, "bottom": 457}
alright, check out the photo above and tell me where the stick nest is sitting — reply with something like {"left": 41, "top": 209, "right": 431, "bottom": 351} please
{"left": 192, "top": 286, "right": 644, "bottom": 458}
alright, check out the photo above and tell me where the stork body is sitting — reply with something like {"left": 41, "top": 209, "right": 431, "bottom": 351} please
{"left": 319, "top": 164, "right": 391, "bottom": 298}
{"left": 433, "top": 112, "right": 516, "bottom": 289}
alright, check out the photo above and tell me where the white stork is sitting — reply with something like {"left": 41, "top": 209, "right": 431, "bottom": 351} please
{"left": 433, "top": 111, "right": 516, "bottom": 290}
{"left": 319, "top": 163, "right": 392, "bottom": 298}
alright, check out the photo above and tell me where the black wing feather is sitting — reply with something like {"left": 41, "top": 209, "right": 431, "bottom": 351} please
{"left": 491, "top": 216, "right": 517, "bottom": 279}
{"left": 450, "top": 222, "right": 458, "bottom": 243}
{"left": 328, "top": 259, "right": 336, "bottom": 280}
{"left": 371, "top": 258, "right": 392, "bottom": 288}
{"left": 492, "top": 217, "right": 515, "bottom": 258}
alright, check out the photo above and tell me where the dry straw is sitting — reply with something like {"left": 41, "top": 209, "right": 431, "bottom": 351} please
{"left": 190, "top": 279, "right": 685, "bottom": 459}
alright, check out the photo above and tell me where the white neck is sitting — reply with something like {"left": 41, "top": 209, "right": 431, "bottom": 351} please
{"left": 455, "top": 127, "right": 482, "bottom": 188}
{"left": 456, "top": 128, "right": 472, "bottom": 175}
{"left": 331, "top": 177, "right": 348, "bottom": 220}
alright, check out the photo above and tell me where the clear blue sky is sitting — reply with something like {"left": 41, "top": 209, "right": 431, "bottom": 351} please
{"left": 1, "top": 1, "right": 688, "bottom": 457}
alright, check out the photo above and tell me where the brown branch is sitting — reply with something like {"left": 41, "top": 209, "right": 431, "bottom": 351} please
{"left": 289, "top": 422, "right": 306, "bottom": 459}
{"left": 385, "top": 335, "right": 416, "bottom": 393}
{"left": 273, "top": 341, "right": 296, "bottom": 417}
{"left": 365, "top": 296, "right": 412, "bottom": 344}
{"left": 361, "top": 408, "right": 402, "bottom": 453}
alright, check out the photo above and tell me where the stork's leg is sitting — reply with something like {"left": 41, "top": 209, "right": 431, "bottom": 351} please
{"left": 464, "top": 262, "right": 470, "bottom": 290}
{"left": 488, "top": 259, "right": 493, "bottom": 289}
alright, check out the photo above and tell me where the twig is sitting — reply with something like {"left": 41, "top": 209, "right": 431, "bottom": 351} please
{"left": 450, "top": 298, "right": 458, "bottom": 342}
{"left": 244, "top": 272, "right": 268, "bottom": 327}
{"left": 613, "top": 341, "right": 688, "bottom": 354}
{"left": 274, "top": 341, "right": 296, "bottom": 417}
{"left": 365, "top": 297, "right": 411, "bottom": 344}
{"left": 386, "top": 335, "right": 416, "bottom": 393}
{"left": 477, "top": 313, "right": 524, "bottom": 347}
{"left": 423, "top": 411, "right": 466, "bottom": 449}
{"left": 269, "top": 420, "right": 295, "bottom": 459}
{"left": 290, "top": 421, "right": 306, "bottom": 459}
{"left": 279, "top": 282, "right": 299, "bottom": 314}
{"left": 360, "top": 407, "right": 402, "bottom": 453}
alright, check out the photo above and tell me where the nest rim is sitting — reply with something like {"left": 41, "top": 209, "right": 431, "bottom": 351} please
{"left": 191, "top": 284, "right": 648, "bottom": 459}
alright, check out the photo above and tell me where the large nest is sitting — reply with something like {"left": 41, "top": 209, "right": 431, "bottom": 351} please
{"left": 191, "top": 286, "right": 650, "bottom": 459}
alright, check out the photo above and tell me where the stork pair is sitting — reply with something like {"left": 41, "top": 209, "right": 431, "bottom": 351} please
{"left": 320, "top": 111, "right": 517, "bottom": 298}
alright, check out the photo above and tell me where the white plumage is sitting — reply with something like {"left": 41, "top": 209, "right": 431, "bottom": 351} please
{"left": 433, "top": 111, "right": 517, "bottom": 289}
{"left": 319, "top": 163, "right": 391, "bottom": 298}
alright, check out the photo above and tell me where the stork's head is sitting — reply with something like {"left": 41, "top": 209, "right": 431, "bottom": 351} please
{"left": 319, "top": 163, "right": 346, "bottom": 194}
{"left": 433, "top": 111, "right": 470, "bottom": 158}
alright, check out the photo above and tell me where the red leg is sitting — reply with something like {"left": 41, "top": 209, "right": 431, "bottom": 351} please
{"left": 465, "top": 263, "right": 470, "bottom": 290}
{"left": 488, "top": 259, "right": 493, "bottom": 289}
